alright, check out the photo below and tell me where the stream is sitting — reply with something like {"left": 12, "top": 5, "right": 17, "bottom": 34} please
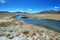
{"left": 16, "top": 15, "right": 60, "bottom": 33}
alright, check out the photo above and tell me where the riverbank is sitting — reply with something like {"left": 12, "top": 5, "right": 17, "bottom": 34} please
{"left": 0, "top": 14, "right": 60, "bottom": 40}
{"left": 22, "top": 14, "right": 60, "bottom": 22}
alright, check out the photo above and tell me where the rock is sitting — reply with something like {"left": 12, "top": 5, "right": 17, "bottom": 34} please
{"left": 9, "top": 30, "right": 13, "bottom": 32}
{"left": 0, "top": 34, "right": 6, "bottom": 36}
{"left": 54, "top": 36, "right": 60, "bottom": 40}
{"left": 0, "top": 31, "right": 6, "bottom": 36}
{"left": 6, "top": 34, "right": 14, "bottom": 39}
{"left": 32, "top": 32, "right": 36, "bottom": 36}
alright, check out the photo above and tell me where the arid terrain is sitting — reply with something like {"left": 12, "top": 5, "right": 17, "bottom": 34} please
{"left": 0, "top": 14, "right": 60, "bottom": 40}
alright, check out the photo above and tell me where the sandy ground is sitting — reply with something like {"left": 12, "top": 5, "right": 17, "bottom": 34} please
{"left": 0, "top": 14, "right": 60, "bottom": 40}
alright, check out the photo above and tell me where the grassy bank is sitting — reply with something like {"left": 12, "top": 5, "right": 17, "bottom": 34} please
{"left": 23, "top": 14, "right": 60, "bottom": 21}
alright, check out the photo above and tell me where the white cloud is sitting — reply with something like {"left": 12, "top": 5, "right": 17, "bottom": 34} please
{"left": 54, "top": 7, "right": 59, "bottom": 8}
{"left": 9, "top": 10, "right": 25, "bottom": 12}
{"left": 16, "top": 9, "right": 24, "bottom": 12}
{"left": 19, "top": 10, "right": 25, "bottom": 12}
{"left": 0, "top": 0, "right": 5, "bottom": 3}
{"left": 28, "top": 9, "right": 32, "bottom": 11}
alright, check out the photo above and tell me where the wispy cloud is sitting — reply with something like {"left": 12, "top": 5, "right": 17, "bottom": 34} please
{"left": 19, "top": 10, "right": 25, "bottom": 12}
{"left": 17, "top": 9, "right": 25, "bottom": 12}
{"left": 28, "top": 9, "right": 32, "bottom": 11}
{"left": 0, "top": 0, "right": 5, "bottom": 3}
{"left": 54, "top": 6, "right": 59, "bottom": 9}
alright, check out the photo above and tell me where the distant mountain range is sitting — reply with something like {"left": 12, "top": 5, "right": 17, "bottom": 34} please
{"left": 0, "top": 11, "right": 28, "bottom": 14}
{"left": 0, "top": 10, "right": 60, "bottom": 14}
{"left": 0, "top": 11, "right": 9, "bottom": 13}
{"left": 39, "top": 10, "right": 60, "bottom": 14}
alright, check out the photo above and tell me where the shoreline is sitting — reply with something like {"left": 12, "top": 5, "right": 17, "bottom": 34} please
{"left": 22, "top": 14, "right": 60, "bottom": 21}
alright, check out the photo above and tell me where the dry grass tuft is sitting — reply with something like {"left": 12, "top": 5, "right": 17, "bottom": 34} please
{"left": 23, "top": 31, "right": 29, "bottom": 34}
{"left": 6, "top": 34, "right": 14, "bottom": 39}
{"left": 0, "top": 22, "right": 11, "bottom": 27}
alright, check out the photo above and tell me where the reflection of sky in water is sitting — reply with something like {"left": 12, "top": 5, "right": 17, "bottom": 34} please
{"left": 16, "top": 15, "right": 60, "bottom": 27}
{"left": 16, "top": 15, "right": 60, "bottom": 33}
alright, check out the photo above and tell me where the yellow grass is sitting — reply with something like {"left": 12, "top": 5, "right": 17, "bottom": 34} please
{"left": 0, "top": 14, "right": 18, "bottom": 18}
{"left": 23, "top": 14, "right": 60, "bottom": 21}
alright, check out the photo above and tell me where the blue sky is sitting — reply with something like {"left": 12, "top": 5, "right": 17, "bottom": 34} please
{"left": 0, "top": 0, "right": 60, "bottom": 13}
